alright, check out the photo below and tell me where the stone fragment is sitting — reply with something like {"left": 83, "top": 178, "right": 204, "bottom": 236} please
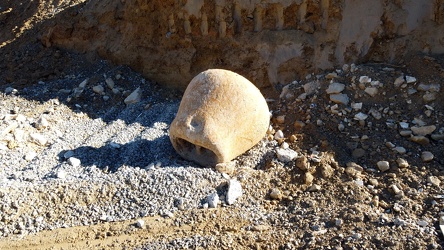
{"left": 421, "top": 151, "right": 434, "bottom": 162}
{"left": 269, "top": 188, "right": 282, "bottom": 200}
{"left": 93, "top": 85, "right": 105, "bottom": 94}
{"left": 411, "top": 125, "right": 436, "bottom": 136}
{"left": 364, "top": 87, "right": 378, "bottom": 97}
{"left": 431, "top": 134, "right": 444, "bottom": 141}
{"left": 393, "top": 147, "right": 406, "bottom": 154}
{"left": 410, "top": 135, "right": 430, "bottom": 145}
{"left": 124, "top": 87, "right": 142, "bottom": 105}
{"left": 207, "top": 193, "right": 219, "bottom": 208}
{"left": 56, "top": 170, "right": 67, "bottom": 179}
{"left": 308, "top": 184, "right": 321, "bottom": 192}
{"left": 352, "top": 148, "right": 366, "bottom": 158}
{"left": 105, "top": 78, "right": 115, "bottom": 89}
{"left": 169, "top": 69, "right": 269, "bottom": 166}
{"left": 351, "top": 102, "right": 363, "bottom": 110}
{"left": 136, "top": 219, "right": 145, "bottom": 228}
{"left": 24, "top": 151, "right": 37, "bottom": 161}
{"left": 68, "top": 157, "right": 81, "bottom": 167}
{"left": 354, "top": 112, "right": 368, "bottom": 121}
{"left": 329, "top": 94, "right": 349, "bottom": 105}
{"left": 326, "top": 82, "right": 345, "bottom": 94}
{"left": 276, "top": 148, "right": 298, "bottom": 163}
{"left": 427, "top": 176, "right": 441, "bottom": 187}
{"left": 5, "top": 87, "right": 18, "bottom": 95}
{"left": 303, "top": 81, "right": 320, "bottom": 95}
{"left": 393, "top": 76, "right": 405, "bottom": 88}
{"left": 377, "top": 161, "right": 390, "bottom": 172}
{"left": 396, "top": 158, "right": 409, "bottom": 168}
{"left": 30, "top": 133, "right": 47, "bottom": 146}
{"left": 359, "top": 76, "right": 371, "bottom": 84}
{"left": 274, "top": 130, "right": 284, "bottom": 140}
{"left": 35, "top": 116, "right": 49, "bottom": 130}
{"left": 423, "top": 93, "right": 437, "bottom": 102}
{"left": 405, "top": 76, "right": 416, "bottom": 83}
{"left": 305, "top": 172, "right": 314, "bottom": 185}
{"left": 226, "top": 179, "right": 242, "bottom": 205}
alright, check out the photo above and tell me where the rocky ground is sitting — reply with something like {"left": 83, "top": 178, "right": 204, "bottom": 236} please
{"left": 1, "top": 1, "right": 444, "bottom": 249}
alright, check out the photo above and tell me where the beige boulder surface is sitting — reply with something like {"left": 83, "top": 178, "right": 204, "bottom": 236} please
{"left": 170, "top": 69, "right": 270, "bottom": 166}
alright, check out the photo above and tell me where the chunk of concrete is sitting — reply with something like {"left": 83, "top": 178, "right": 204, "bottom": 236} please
{"left": 169, "top": 69, "right": 270, "bottom": 166}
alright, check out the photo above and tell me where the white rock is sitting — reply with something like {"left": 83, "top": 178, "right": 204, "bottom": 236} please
{"left": 274, "top": 130, "right": 284, "bottom": 140}
{"left": 399, "top": 122, "right": 409, "bottom": 129}
{"left": 13, "top": 129, "right": 25, "bottom": 142}
{"left": 354, "top": 112, "right": 368, "bottom": 121}
{"left": 276, "top": 148, "right": 298, "bottom": 162}
{"left": 269, "top": 188, "right": 282, "bottom": 200}
{"left": 30, "top": 133, "right": 47, "bottom": 146}
{"left": 351, "top": 102, "right": 363, "bottom": 110}
{"left": 377, "top": 161, "right": 390, "bottom": 172}
{"left": 57, "top": 170, "right": 67, "bottom": 179}
{"left": 329, "top": 94, "right": 349, "bottom": 105}
{"left": 24, "top": 151, "right": 37, "bottom": 161}
{"left": 359, "top": 76, "right": 371, "bottom": 84}
{"left": 207, "top": 193, "right": 219, "bottom": 208}
{"left": 136, "top": 219, "right": 145, "bottom": 228}
{"left": 427, "top": 176, "right": 441, "bottom": 187}
{"left": 124, "top": 87, "right": 142, "bottom": 105}
{"left": 417, "top": 220, "right": 429, "bottom": 227}
{"left": 226, "top": 179, "right": 243, "bottom": 205}
{"left": 35, "top": 116, "right": 49, "bottom": 130}
{"left": 326, "top": 82, "right": 345, "bottom": 94}
{"left": 68, "top": 157, "right": 81, "bottom": 167}
{"left": 406, "top": 76, "right": 416, "bottom": 84}
{"left": 393, "top": 147, "right": 406, "bottom": 154}
{"left": 364, "top": 87, "right": 378, "bottom": 97}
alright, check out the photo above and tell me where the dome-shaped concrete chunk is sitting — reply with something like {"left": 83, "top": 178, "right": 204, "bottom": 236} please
{"left": 169, "top": 69, "right": 270, "bottom": 166}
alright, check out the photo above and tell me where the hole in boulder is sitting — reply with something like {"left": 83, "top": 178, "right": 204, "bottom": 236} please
{"left": 174, "top": 138, "right": 219, "bottom": 166}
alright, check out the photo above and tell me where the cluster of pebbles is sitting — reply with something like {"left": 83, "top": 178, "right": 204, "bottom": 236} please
{"left": 1, "top": 56, "right": 443, "bottom": 248}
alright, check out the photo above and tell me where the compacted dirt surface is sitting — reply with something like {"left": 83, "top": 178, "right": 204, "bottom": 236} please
{"left": 1, "top": 0, "right": 444, "bottom": 249}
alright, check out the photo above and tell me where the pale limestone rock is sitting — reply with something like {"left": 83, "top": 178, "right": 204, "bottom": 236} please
{"left": 326, "top": 82, "right": 345, "bottom": 94}
{"left": 329, "top": 94, "right": 349, "bottom": 105}
{"left": 411, "top": 125, "right": 436, "bottom": 136}
{"left": 124, "top": 87, "right": 142, "bottom": 105}
{"left": 169, "top": 69, "right": 269, "bottom": 166}
{"left": 226, "top": 179, "right": 242, "bottom": 205}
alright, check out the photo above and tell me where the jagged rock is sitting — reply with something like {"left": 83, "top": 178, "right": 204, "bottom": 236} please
{"left": 169, "top": 69, "right": 269, "bottom": 166}
{"left": 226, "top": 179, "right": 242, "bottom": 205}
{"left": 411, "top": 125, "right": 436, "bottom": 136}
{"left": 329, "top": 94, "right": 349, "bottom": 105}
{"left": 326, "top": 82, "right": 345, "bottom": 94}
{"left": 124, "top": 87, "right": 142, "bottom": 105}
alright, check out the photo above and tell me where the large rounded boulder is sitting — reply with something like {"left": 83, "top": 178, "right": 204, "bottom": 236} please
{"left": 169, "top": 69, "right": 270, "bottom": 166}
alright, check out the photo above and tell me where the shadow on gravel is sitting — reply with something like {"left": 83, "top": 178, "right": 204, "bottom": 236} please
{"left": 58, "top": 136, "right": 195, "bottom": 172}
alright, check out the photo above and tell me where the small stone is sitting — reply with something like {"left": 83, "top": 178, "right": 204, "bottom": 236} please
{"left": 124, "top": 87, "right": 142, "bottom": 105}
{"left": 226, "top": 179, "right": 242, "bottom": 205}
{"left": 103, "top": 95, "right": 110, "bottom": 101}
{"left": 296, "top": 156, "right": 309, "bottom": 171}
{"left": 68, "top": 157, "right": 81, "bottom": 167}
{"left": 377, "top": 161, "right": 390, "bottom": 172}
{"left": 251, "top": 224, "right": 271, "bottom": 232}
{"left": 364, "top": 87, "right": 378, "bottom": 97}
{"left": 30, "top": 133, "right": 47, "bottom": 146}
{"left": 303, "top": 81, "right": 320, "bottom": 95}
{"left": 24, "top": 151, "right": 37, "bottom": 161}
{"left": 359, "top": 76, "right": 371, "bottom": 84}
{"left": 56, "top": 170, "right": 67, "bottom": 179}
{"left": 351, "top": 102, "right": 363, "bottom": 110}
{"left": 308, "top": 184, "right": 321, "bottom": 192}
{"left": 294, "top": 120, "right": 306, "bottom": 130}
{"left": 35, "top": 116, "right": 49, "bottom": 130}
{"left": 207, "top": 193, "right": 219, "bottom": 208}
{"left": 215, "top": 161, "right": 236, "bottom": 176}
{"left": 269, "top": 188, "right": 282, "bottom": 200}
{"left": 352, "top": 148, "right": 366, "bottom": 158}
{"left": 338, "top": 123, "right": 345, "bottom": 131}
{"left": 396, "top": 158, "right": 409, "bottom": 168}
{"left": 280, "top": 142, "right": 289, "bottom": 149}
{"left": 329, "top": 94, "right": 349, "bottom": 105}
{"left": 421, "top": 151, "right": 434, "bottom": 162}
{"left": 345, "top": 162, "right": 363, "bottom": 176}
{"left": 423, "top": 93, "right": 437, "bottom": 102}
{"left": 399, "top": 122, "right": 409, "bottom": 129}
{"left": 63, "top": 150, "right": 75, "bottom": 159}
{"left": 274, "top": 130, "right": 284, "bottom": 140}
{"left": 276, "top": 148, "right": 298, "bottom": 162}
{"left": 417, "top": 220, "right": 429, "bottom": 227}
{"left": 326, "top": 82, "right": 345, "bottom": 94}
{"left": 354, "top": 112, "right": 368, "bottom": 121}
{"left": 393, "top": 76, "right": 405, "bottom": 88}
{"left": 105, "top": 78, "right": 115, "bottom": 89}
{"left": 427, "top": 176, "right": 441, "bottom": 187}
{"left": 93, "top": 85, "right": 105, "bottom": 94}
{"left": 405, "top": 76, "right": 416, "bottom": 84}
{"left": 275, "top": 115, "right": 285, "bottom": 124}
{"left": 5, "top": 87, "right": 18, "bottom": 95}
{"left": 411, "top": 125, "right": 436, "bottom": 136}
{"left": 431, "top": 134, "right": 444, "bottom": 141}
{"left": 393, "top": 147, "right": 406, "bottom": 154}
{"left": 394, "top": 218, "right": 407, "bottom": 227}
{"left": 305, "top": 172, "right": 314, "bottom": 185}
{"left": 399, "top": 130, "right": 412, "bottom": 137}
{"left": 78, "top": 78, "right": 88, "bottom": 88}
{"left": 335, "top": 219, "right": 343, "bottom": 227}
{"left": 391, "top": 184, "right": 402, "bottom": 194}
{"left": 410, "top": 135, "right": 430, "bottom": 145}
{"left": 136, "top": 219, "right": 145, "bottom": 228}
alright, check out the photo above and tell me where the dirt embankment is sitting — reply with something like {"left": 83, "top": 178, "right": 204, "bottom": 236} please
{"left": 36, "top": 0, "right": 444, "bottom": 90}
